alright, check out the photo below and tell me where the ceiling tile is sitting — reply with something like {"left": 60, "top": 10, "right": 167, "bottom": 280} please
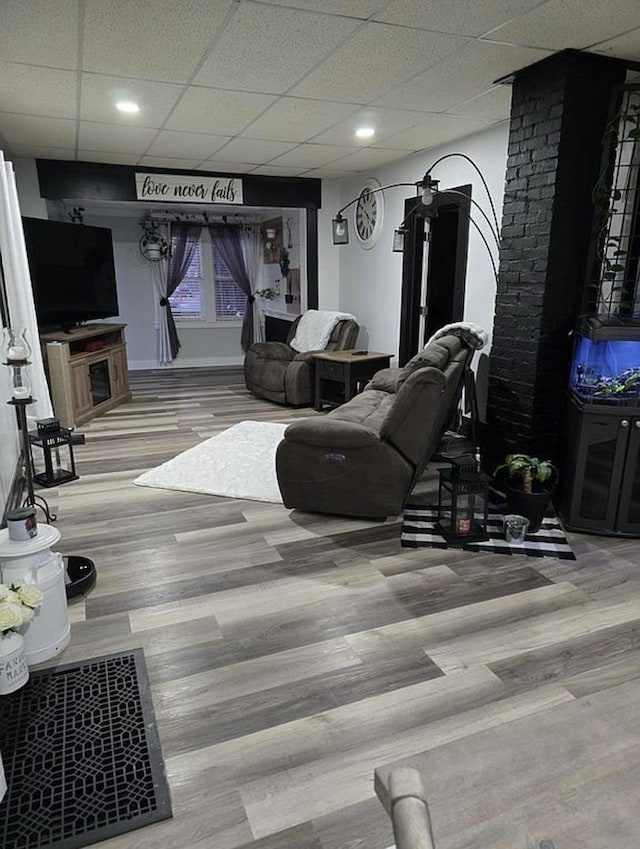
{"left": 329, "top": 146, "right": 414, "bottom": 171}
{"left": 80, "top": 74, "right": 183, "bottom": 127}
{"left": 487, "top": 0, "right": 640, "bottom": 50}
{"left": 77, "top": 150, "right": 142, "bottom": 165}
{"left": 289, "top": 21, "right": 468, "bottom": 103}
{"left": 374, "top": 41, "right": 550, "bottom": 112}
{"left": 255, "top": 0, "right": 384, "bottom": 17}
{"left": 166, "top": 87, "right": 277, "bottom": 136}
{"left": 78, "top": 122, "right": 157, "bottom": 154}
{"left": 213, "top": 138, "right": 298, "bottom": 163}
{"left": 373, "top": 0, "right": 549, "bottom": 37}
{"left": 0, "top": 62, "right": 77, "bottom": 119}
{"left": 0, "top": 114, "right": 76, "bottom": 148}
{"left": 241, "top": 97, "right": 359, "bottom": 143}
{"left": 146, "top": 130, "right": 230, "bottom": 159}
{"left": 309, "top": 107, "right": 426, "bottom": 146}
{"left": 0, "top": 0, "right": 78, "bottom": 68}
{"left": 195, "top": 160, "right": 256, "bottom": 174}
{"left": 83, "top": 0, "right": 235, "bottom": 82}
{"left": 592, "top": 27, "right": 640, "bottom": 62}
{"left": 380, "top": 114, "right": 498, "bottom": 152}
{"left": 448, "top": 86, "right": 513, "bottom": 120}
{"left": 194, "top": 5, "right": 359, "bottom": 94}
{"left": 7, "top": 144, "right": 75, "bottom": 160}
{"left": 138, "top": 156, "right": 201, "bottom": 169}
{"left": 249, "top": 165, "right": 308, "bottom": 176}
{"left": 300, "top": 167, "right": 353, "bottom": 178}
{"left": 268, "top": 143, "right": 356, "bottom": 168}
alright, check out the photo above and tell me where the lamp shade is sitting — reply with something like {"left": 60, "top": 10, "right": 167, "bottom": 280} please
{"left": 332, "top": 216, "right": 349, "bottom": 245}
{"left": 392, "top": 229, "right": 406, "bottom": 253}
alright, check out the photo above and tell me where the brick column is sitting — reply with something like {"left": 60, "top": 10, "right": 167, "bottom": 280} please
{"left": 486, "top": 50, "right": 626, "bottom": 462}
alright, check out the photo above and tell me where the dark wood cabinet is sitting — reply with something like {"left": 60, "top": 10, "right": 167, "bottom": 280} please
{"left": 559, "top": 395, "right": 640, "bottom": 535}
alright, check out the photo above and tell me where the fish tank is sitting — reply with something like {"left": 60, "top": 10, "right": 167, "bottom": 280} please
{"left": 570, "top": 316, "right": 640, "bottom": 404}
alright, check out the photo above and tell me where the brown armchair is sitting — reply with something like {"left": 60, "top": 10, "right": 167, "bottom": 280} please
{"left": 244, "top": 314, "right": 359, "bottom": 406}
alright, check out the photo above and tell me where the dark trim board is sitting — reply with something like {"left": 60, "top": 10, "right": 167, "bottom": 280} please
{"left": 35, "top": 160, "right": 322, "bottom": 209}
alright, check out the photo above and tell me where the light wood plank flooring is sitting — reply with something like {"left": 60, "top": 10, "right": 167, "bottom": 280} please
{"left": 38, "top": 366, "right": 639, "bottom": 849}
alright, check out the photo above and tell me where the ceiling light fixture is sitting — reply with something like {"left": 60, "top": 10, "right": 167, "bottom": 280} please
{"left": 115, "top": 100, "right": 140, "bottom": 114}
{"left": 355, "top": 126, "right": 375, "bottom": 139}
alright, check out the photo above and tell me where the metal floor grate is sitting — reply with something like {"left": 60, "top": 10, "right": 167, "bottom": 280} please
{"left": 0, "top": 649, "right": 172, "bottom": 849}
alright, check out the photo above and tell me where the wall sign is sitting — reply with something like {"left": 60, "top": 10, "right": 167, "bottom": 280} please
{"left": 135, "top": 173, "right": 243, "bottom": 204}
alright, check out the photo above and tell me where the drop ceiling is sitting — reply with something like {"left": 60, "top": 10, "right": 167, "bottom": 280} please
{"left": 0, "top": 0, "right": 639, "bottom": 179}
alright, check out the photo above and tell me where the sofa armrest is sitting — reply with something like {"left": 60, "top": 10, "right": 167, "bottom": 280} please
{"left": 284, "top": 418, "right": 380, "bottom": 448}
{"left": 248, "top": 342, "right": 295, "bottom": 361}
{"left": 292, "top": 350, "right": 322, "bottom": 363}
{"left": 365, "top": 367, "right": 402, "bottom": 393}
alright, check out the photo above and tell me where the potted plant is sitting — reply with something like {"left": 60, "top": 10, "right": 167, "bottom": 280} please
{"left": 494, "top": 453, "right": 559, "bottom": 533}
{"left": 0, "top": 581, "right": 43, "bottom": 694}
{"left": 279, "top": 248, "right": 294, "bottom": 303}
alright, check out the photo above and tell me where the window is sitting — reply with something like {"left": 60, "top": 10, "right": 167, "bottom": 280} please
{"left": 168, "top": 232, "right": 246, "bottom": 323}
{"left": 168, "top": 238, "right": 204, "bottom": 319}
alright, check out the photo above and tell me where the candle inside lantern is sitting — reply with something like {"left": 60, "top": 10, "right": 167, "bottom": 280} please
{"left": 12, "top": 385, "right": 31, "bottom": 399}
{"left": 7, "top": 346, "right": 28, "bottom": 361}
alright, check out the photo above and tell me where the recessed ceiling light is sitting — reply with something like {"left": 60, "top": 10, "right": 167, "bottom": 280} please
{"left": 355, "top": 126, "right": 375, "bottom": 139}
{"left": 115, "top": 100, "right": 140, "bottom": 113}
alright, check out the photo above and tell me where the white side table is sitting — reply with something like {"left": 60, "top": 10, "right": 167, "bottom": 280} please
{"left": 0, "top": 525, "right": 71, "bottom": 664}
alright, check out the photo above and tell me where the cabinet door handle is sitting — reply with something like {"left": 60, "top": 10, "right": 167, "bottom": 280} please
{"left": 635, "top": 420, "right": 640, "bottom": 429}
{"left": 621, "top": 419, "right": 629, "bottom": 428}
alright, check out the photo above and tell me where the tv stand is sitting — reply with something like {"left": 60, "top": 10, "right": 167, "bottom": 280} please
{"left": 40, "top": 323, "right": 131, "bottom": 428}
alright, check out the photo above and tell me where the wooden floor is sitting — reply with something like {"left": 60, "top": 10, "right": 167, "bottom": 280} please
{"left": 41, "top": 367, "right": 639, "bottom": 849}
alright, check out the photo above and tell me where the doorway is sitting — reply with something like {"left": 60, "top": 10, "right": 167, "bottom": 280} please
{"left": 398, "top": 184, "right": 471, "bottom": 365}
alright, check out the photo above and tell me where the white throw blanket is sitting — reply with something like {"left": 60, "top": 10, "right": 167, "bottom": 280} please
{"left": 290, "top": 310, "right": 355, "bottom": 353}
{"left": 426, "top": 321, "right": 489, "bottom": 350}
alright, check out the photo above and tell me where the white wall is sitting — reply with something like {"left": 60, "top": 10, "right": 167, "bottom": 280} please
{"left": 319, "top": 122, "right": 509, "bottom": 359}
{"left": 85, "top": 214, "right": 246, "bottom": 369}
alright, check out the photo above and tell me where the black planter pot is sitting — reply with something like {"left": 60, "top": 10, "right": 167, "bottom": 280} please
{"left": 284, "top": 294, "right": 294, "bottom": 304}
{"left": 504, "top": 483, "right": 553, "bottom": 533}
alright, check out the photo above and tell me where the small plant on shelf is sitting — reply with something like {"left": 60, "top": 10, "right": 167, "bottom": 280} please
{"left": 255, "top": 284, "right": 280, "bottom": 300}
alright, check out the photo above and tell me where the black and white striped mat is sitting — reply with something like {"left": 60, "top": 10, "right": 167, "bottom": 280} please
{"left": 402, "top": 495, "right": 576, "bottom": 561}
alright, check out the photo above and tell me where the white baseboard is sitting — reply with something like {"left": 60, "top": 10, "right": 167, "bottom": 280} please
{"left": 129, "top": 357, "right": 243, "bottom": 370}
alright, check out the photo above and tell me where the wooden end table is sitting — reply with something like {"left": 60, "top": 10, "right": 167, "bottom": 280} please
{"left": 313, "top": 350, "right": 392, "bottom": 411}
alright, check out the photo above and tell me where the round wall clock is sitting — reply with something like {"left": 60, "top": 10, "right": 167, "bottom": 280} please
{"left": 354, "top": 178, "right": 384, "bottom": 249}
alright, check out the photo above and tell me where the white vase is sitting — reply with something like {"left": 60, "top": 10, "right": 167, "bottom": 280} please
{"left": 0, "top": 630, "right": 29, "bottom": 694}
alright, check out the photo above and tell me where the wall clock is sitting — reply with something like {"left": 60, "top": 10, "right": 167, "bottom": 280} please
{"left": 355, "top": 178, "right": 384, "bottom": 249}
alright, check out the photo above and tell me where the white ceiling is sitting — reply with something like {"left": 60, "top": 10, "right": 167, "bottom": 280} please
{"left": 1, "top": 0, "right": 639, "bottom": 179}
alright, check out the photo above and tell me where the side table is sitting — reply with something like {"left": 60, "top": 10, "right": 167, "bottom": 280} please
{"left": 313, "top": 350, "right": 392, "bottom": 411}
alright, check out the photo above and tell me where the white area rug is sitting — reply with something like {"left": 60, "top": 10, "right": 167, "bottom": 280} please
{"left": 133, "top": 420, "right": 287, "bottom": 503}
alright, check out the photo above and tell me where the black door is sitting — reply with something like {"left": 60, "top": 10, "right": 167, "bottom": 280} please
{"left": 398, "top": 185, "right": 471, "bottom": 363}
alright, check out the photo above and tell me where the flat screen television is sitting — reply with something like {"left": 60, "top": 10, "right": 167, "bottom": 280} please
{"left": 22, "top": 217, "right": 119, "bottom": 330}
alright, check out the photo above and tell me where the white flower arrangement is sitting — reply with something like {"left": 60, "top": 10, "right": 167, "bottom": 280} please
{"left": 0, "top": 582, "right": 44, "bottom": 633}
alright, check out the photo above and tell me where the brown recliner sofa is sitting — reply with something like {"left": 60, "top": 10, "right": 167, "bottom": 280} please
{"left": 244, "top": 315, "right": 359, "bottom": 406}
{"left": 275, "top": 334, "right": 474, "bottom": 518}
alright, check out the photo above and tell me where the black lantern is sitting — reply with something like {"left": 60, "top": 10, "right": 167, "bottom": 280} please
{"left": 437, "top": 455, "right": 491, "bottom": 544}
{"left": 29, "top": 425, "right": 78, "bottom": 488}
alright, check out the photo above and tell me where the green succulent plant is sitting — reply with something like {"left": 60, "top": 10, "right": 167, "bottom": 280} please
{"left": 494, "top": 453, "right": 558, "bottom": 494}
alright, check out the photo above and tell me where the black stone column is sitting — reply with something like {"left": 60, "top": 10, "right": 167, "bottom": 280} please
{"left": 486, "top": 50, "right": 627, "bottom": 462}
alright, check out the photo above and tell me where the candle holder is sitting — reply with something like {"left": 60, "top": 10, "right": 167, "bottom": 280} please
{"left": 4, "top": 329, "right": 56, "bottom": 522}
{"left": 436, "top": 455, "right": 491, "bottom": 544}
{"left": 3, "top": 327, "right": 32, "bottom": 363}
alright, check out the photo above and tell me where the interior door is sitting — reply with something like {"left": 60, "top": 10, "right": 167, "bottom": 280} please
{"left": 399, "top": 185, "right": 471, "bottom": 362}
